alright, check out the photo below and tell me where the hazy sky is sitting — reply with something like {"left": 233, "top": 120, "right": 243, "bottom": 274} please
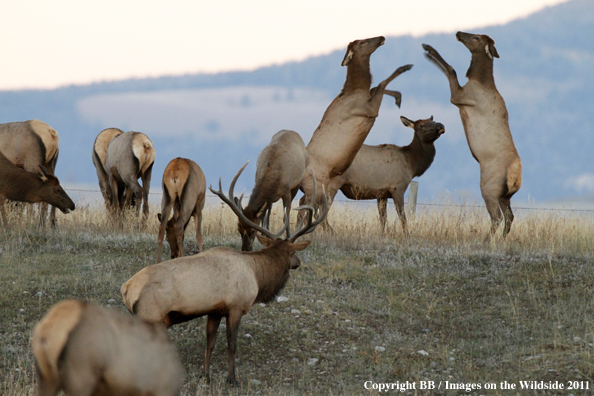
{"left": 2, "top": 0, "right": 568, "bottom": 90}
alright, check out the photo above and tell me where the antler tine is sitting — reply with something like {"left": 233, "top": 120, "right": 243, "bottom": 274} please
{"left": 290, "top": 184, "right": 328, "bottom": 242}
{"left": 209, "top": 162, "right": 288, "bottom": 241}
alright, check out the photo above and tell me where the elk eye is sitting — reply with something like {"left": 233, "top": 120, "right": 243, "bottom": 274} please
{"left": 473, "top": 36, "right": 479, "bottom": 41}
{"left": 420, "top": 124, "right": 425, "bottom": 128}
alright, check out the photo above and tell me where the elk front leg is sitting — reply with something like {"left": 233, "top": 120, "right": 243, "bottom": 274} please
{"left": 377, "top": 198, "right": 388, "bottom": 232}
{"left": 202, "top": 314, "right": 222, "bottom": 384}
{"left": 392, "top": 189, "right": 408, "bottom": 235}
{"left": 361, "top": 64, "right": 413, "bottom": 117}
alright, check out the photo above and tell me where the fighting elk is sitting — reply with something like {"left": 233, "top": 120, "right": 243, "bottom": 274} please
{"left": 338, "top": 116, "right": 445, "bottom": 233}
{"left": 0, "top": 120, "right": 61, "bottom": 227}
{"left": 238, "top": 130, "right": 308, "bottom": 251}
{"left": 92, "top": 128, "right": 124, "bottom": 207}
{"left": 104, "top": 131, "right": 155, "bottom": 217}
{"left": 301, "top": 36, "right": 412, "bottom": 224}
{"left": 32, "top": 300, "right": 184, "bottom": 396}
{"left": 157, "top": 157, "right": 206, "bottom": 262}
{"left": 423, "top": 32, "right": 522, "bottom": 238}
{"left": 122, "top": 162, "right": 327, "bottom": 386}
{"left": 0, "top": 150, "right": 74, "bottom": 225}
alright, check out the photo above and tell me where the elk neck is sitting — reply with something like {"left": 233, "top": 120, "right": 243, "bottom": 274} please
{"left": 341, "top": 56, "right": 373, "bottom": 94}
{"left": 403, "top": 135, "right": 437, "bottom": 178}
{"left": 247, "top": 242, "right": 292, "bottom": 304}
{"left": 466, "top": 53, "right": 496, "bottom": 87}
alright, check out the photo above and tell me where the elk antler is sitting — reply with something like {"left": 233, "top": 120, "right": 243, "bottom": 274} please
{"left": 209, "top": 162, "right": 289, "bottom": 240}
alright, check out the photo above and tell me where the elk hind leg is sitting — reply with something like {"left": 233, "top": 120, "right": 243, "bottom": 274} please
{"left": 499, "top": 196, "right": 514, "bottom": 238}
{"left": 202, "top": 314, "right": 222, "bottom": 383}
{"left": 377, "top": 198, "right": 387, "bottom": 233}
{"left": 225, "top": 310, "right": 243, "bottom": 386}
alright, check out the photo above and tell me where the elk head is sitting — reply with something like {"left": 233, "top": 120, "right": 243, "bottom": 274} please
{"left": 341, "top": 36, "right": 385, "bottom": 66}
{"left": 456, "top": 31, "right": 499, "bottom": 60}
{"left": 36, "top": 166, "right": 75, "bottom": 213}
{"left": 400, "top": 116, "right": 445, "bottom": 143}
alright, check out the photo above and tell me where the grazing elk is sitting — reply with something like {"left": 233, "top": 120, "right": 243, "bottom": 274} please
{"left": 104, "top": 131, "right": 155, "bottom": 217}
{"left": 423, "top": 32, "right": 522, "bottom": 238}
{"left": 0, "top": 120, "right": 61, "bottom": 227}
{"left": 338, "top": 116, "right": 445, "bottom": 233}
{"left": 92, "top": 127, "right": 124, "bottom": 207}
{"left": 122, "top": 162, "right": 327, "bottom": 386}
{"left": 32, "top": 300, "right": 184, "bottom": 396}
{"left": 238, "top": 130, "right": 308, "bottom": 251}
{"left": 157, "top": 157, "right": 206, "bottom": 262}
{"left": 301, "top": 36, "right": 413, "bottom": 226}
{"left": 0, "top": 150, "right": 74, "bottom": 226}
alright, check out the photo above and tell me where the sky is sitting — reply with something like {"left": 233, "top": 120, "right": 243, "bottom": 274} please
{"left": 2, "top": 0, "right": 569, "bottom": 91}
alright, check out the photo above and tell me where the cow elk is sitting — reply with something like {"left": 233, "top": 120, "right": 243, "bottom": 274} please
{"left": 32, "top": 300, "right": 184, "bottom": 396}
{"left": 423, "top": 32, "right": 522, "bottom": 238}
{"left": 157, "top": 157, "right": 206, "bottom": 262}
{"left": 104, "top": 131, "right": 155, "bottom": 217}
{"left": 238, "top": 130, "right": 308, "bottom": 251}
{"left": 301, "top": 36, "right": 412, "bottom": 226}
{"left": 92, "top": 128, "right": 124, "bottom": 207}
{"left": 338, "top": 116, "right": 445, "bottom": 233}
{"left": 0, "top": 120, "right": 61, "bottom": 227}
{"left": 122, "top": 162, "right": 328, "bottom": 386}
{"left": 0, "top": 150, "right": 74, "bottom": 226}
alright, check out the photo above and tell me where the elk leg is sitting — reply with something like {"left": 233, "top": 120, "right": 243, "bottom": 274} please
{"left": 359, "top": 64, "right": 412, "bottom": 117}
{"left": 157, "top": 202, "right": 174, "bottom": 263}
{"left": 499, "top": 196, "right": 514, "bottom": 238}
{"left": 141, "top": 165, "right": 153, "bottom": 218}
{"left": 225, "top": 310, "right": 243, "bottom": 386}
{"left": 38, "top": 202, "right": 48, "bottom": 229}
{"left": 50, "top": 205, "right": 57, "bottom": 228}
{"left": 392, "top": 190, "right": 408, "bottom": 235}
{"left": 282, "top": 193, "right": 292, "bottom": 238}
{"left": 377, "top": 198, "right": 387, "bottom": 233}
{"left": 202, "top": 314, "right": 222, "bottom": 383}
{"left": 422, "top": 44, "right": 466, "bottom": 104}
{"left": 483, "top": 194, "right": 503, "bottom": 239}
{"left": 195, "top": 210, "right": 204, "bottom": 252}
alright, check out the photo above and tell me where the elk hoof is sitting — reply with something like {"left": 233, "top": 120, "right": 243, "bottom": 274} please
{"left": 398, "top": 64, "right": 413, "bottom": 73}
{"left": 226, "top": 377, "right": 240, "bottom": 387}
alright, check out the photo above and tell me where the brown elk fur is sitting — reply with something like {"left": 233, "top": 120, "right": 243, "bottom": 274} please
{"left": 157, "top": 157, "right": 206, "bottom": 262}
{"left": 338, "top": 116, "right": 445, "bottom": 233}
{"left": 0, "top": 120, "right": 61, "bottom": 227}
{"left": 0, "top": 150, "right": 74, "bottom": 225}
{"left": 92, "top": 128, "right": 124, "bottom": 207}
{"left": 300, "top": 36, "right": 412, "bottom": 227}
{"left": 238, "top": 130, "right": 308, "bottom": 251}
{"left": 423, "top": 32, "right": 521, "bottom": 238}
{"left": 32, "top": 300, "right": 184, "bottom": 396}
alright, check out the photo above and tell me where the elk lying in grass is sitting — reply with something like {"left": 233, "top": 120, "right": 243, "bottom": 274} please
{"left": 92, "top": 127, "right": 124, "bottom": 207}
{"left": 423, "top": 32, "right": 522, "bottom": 238}
{"left": 104, "top": 131, "right": 155, "bottom": 217}
{"left": 338, "top": 116, "right": 445, "bottom": 233}
{"left": 0, "top": 150, "right": 74, "bottom": 226}
{"left": 157, "top": 157, "right": 206, "bottom": 262}
{"left": 238, "top": 130, "right": 308, "bottom": 251}
{"left": 301, "top": 36, "right": 413, "bottom": 226}
{"left": 0, "top": 119, "right": 61, "bottom": 227}
{"left": 122, "top": 162, "right": 327, "bottom": 386}
{"left": 32, "top": 300, "right": 184, "bottom": 396}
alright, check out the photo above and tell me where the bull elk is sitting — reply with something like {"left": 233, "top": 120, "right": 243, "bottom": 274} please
{"left": 92, "top": 127, "right": 124, "bottom": 207}
{"left": 0, "top": 120, "right": 61, "bottom": 227}
{"left": 238, "top": 130, "right": 308, "bottom": 251}
{"left": 32, "top": 300, "right": 184, "bottom": 396}
{"left": 338, "top": 116, "right": 445, "bottom": 233}
{"left": 104, "top": 131, "right": 155, "bottom": 217}
{"left": 157, "top": 157, "right": 206, "bottom": 262}
{"left": 423, "top": 32, "right": 522, "bottom": 238}
{"left": 301, "top": 36, "right": 413, "bottom": 226}
{"left": 0, "top": 150, "right": 74, "bottom": 226}
{"left": 121, "top": 162, "right": 328, "bottom": 386}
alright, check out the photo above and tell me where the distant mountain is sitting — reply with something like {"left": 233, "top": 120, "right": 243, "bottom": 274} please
{"left": 1, "top": 0, "right": 592, "bottom": 206}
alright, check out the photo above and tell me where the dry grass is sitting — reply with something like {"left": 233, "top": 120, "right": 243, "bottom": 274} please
{"left": 0, "top": 201, "right": 593, "bottom": 395}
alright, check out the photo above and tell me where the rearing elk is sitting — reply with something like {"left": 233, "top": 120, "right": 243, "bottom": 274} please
{"left": 423, "top": 32, "right": 522, "bottom": 238}
{"left": 121, "top": 162, "right": 328, "bottom": 386}
{"left": 238, "top": 130, "right": 308, "bottom": 251}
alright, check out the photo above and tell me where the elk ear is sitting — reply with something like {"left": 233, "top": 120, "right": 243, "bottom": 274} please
{"left": 400, "top": 116, "right": 415, "bottom": 129}
{"left": 341, "top": 44, "right": 354, "bottom": 67}
{"left": 430, "top": 115, "right": 434, "bottom": 121}
{"left": 290, "top": 240, "right": 311, "bottom": 252}
{"left": 37, "top": 166, "right": 49, "bottom": 182}
{"left": 256, "top": 234, "right": 273, "bottom": 247}
{"left": 485, "top": 43, "right": 499, "bottom": 59}
{"left": 157, "top": 213, "right": 162, "bottom": 222}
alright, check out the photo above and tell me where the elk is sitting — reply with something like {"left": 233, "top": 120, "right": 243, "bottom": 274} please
{"left": 300, "top": 36, "right": 413, "bottom": 226}
{"left": 121, "top": 162, "right": 327, "bottom": 386}
{"left": 157, "top": 157, "right": 206, "bottom": 262}
{"left": 92, "top": 127, "right": 124, "bottom": 207}
{"left": 104, "top": 131, "right": 155, "bottom": 217}
{"left": 423, "top": 32, "right": 522, "bottom": 238}
{"left": 337, "top": 116, "right": 445, "bottom": 233}
{"left": 32, "top": 300, "right": 185, "bottom": 396}
{"left": 238, "top": 130, "right": 308, "bottom": 251}
{"left": 0, "top": 120, "right": 60, "bottom": 227}
{"left": 0, "top": 150, "right": 74, "bottom": 226}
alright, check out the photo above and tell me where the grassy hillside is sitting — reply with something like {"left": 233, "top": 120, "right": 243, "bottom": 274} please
{"left": 1, "top": 203, "right": 592, "bottom": 395}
